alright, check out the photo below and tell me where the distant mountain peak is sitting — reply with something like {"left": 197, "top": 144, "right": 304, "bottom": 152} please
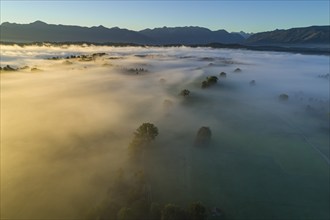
{"left": 91, "top": 25, "right": 107, "bottom": 30}
{"left": 30, "top": 20, "right": 48, "bottom": 25}
{"left": 231, "top": 31, "right": 253, "bottom": 39}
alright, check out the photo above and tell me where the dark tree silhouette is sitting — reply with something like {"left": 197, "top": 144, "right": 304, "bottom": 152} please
{"left": 207, "top": 76, "right": 218, "bottom": 83}
{"left": 234, "top": 68, "right": 242, "bottom": 72}
{"left": 279, "top": 93, "right": 289, "bottom": 101}
{"left": 219, "top": 72, "right": 227, "bottom": 77}
{"left": 117, "top": 207, "right": 134, "bottom": 220}
{"left": 189, "top": 202, "right": 207, "bottom": 220}
{"left": 195, "top": 127, "right": 212, "bottom": 146}
{"left": 149, "top": 203, "right": 162, "bottom": 220}
{"left": 201, "top": 76, "right": 218, "bottom": 88}
{"left": 179, "top": 89, "right": 191, "bottom": 97}
{"left": 1, "top": 65, "right": 16, "bottom": 72}
{"left": 161, "top": 204, "right": 187, "bottom": 220}
{"left": 134, "top": 123, "right": 159, "bottom": 144}
{"left": 249, "top": 80, "right": 256, "bottom": 86}
{"left": 129, "top": 123, "right": 159, "bottom": 160}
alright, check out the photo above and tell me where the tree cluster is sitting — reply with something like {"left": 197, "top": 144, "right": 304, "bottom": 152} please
{"left": 0, "top": 65, "right": 33, "bottom": 72}
{"left": 201, "top": 76, "right": 218, "bottom": 89}
{"left": 92, "top": 52, "right": 107, "bottom": 57}
{"left": 86, "top": 169, "right": 149, "bottom": 220}
{"left": 318, "top": 73, "right": 329, "bottom": 79}
{"left": 126, "top": 67, "right": 148, "bottom": 75}
{"left": 87, "top": 182, "right": 209, "bottom": 220}
{"left": 0, "top": 65, "right": 17, "bottom": 72}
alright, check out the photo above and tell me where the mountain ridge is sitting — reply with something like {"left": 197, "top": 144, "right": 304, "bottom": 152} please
{"left": 1, "top": 21, "right": 329, "bottom": 45}
{"left": 245, "top": 25, "right": 330, "bottom": 44}
{"left": 0, "top": 21, "right": 244, "bottom": 44}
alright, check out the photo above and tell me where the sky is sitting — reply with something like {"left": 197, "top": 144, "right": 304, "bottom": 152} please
{"left": 0, "top": 1, "right": 329, "bottom": 33}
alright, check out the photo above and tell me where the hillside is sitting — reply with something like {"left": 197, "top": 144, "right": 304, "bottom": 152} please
{"left": 245, "top": 26, "right": 330, "bottom": 45}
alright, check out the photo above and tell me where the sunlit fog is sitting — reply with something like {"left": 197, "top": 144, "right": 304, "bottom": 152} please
{"left": 1, "top": 45, "right": 329, "bottom": 220}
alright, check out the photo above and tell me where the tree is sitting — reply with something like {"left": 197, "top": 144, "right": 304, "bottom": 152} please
{"left": 117, "top": 207, "right": 135, "bottom": 220}
{"left": 129, "top": 123, "right": 159, "bottom": 160}
{"left": 207, "top": 76, "right": 218, "bottom": 84}
{"left": 201, "top": 81, "right": 209, "bottom": 89}
{"left": 130, "top": 198, "right": 149, "bottom": 220}
{"left": 149, "top": 203, "right": 162, "bottom": 220}
{"left": 179, "top": 89, "right": 190, "bottom": 97}
{"left": 279, "top": 93, "right": 289, "bottom": 101}
{"left": 161, "top": 204, "right": 187, "bottom": 220}
{"left": 249, "top": 80, "right": 256, "bottom": 86}
{"left": 234, "top": 68, "right": 242, "bottom": 72}
{"left": 134, "top": 123, "right": 159, "bottom": 144}
{"left": 85, "top": 200, "right": 120, "bottom": 220}
{"left": 195, "top": 127, "right": 212, "bottom": 146}
{"left": 189, "top": 202, "right": 207, "bottom": 220}
{"left": 219, "top": 72, "right": 227, "bottom": 78}
{"left": 201, "top": 76, "right": 218, "bottom": 88}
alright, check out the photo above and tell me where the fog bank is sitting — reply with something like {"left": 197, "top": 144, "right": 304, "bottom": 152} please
{"left": 1, "top": 45, "right": 329, "bottom": 219}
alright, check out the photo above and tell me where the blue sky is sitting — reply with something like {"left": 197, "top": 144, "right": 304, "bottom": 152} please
{"left": 1, "top": 1, "right": 329, "bottom": 33}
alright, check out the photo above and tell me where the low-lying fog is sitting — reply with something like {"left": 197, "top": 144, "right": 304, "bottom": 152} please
{"left": 1, "top": 45, "right": 329, "bottom": 220}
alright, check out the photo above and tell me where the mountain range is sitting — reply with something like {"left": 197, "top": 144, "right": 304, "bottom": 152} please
{"left": 0, "top": 21, "right": 329, "bottom": 46}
